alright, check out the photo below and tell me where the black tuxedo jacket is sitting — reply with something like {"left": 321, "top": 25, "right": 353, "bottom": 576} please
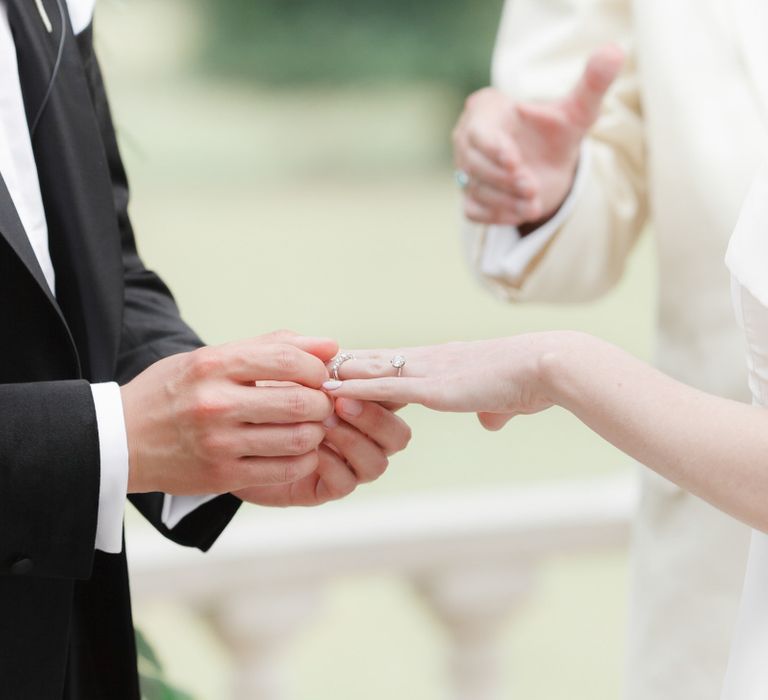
{"left": 0, "top": 2, "right": 240, "bottom": 697}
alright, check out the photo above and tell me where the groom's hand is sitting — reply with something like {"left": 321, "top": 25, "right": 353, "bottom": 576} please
{"left": 121, "top": 332, "right": 338, "bottom": 496}
{"left": 232, "top": 398, "right": 412, "bottom": 507}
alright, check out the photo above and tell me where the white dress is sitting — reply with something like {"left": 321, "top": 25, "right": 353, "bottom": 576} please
{"left": 721, "top": 166, "right": 768, "bottom": 699}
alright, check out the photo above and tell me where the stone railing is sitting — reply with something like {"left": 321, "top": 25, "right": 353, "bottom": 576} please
{"left": 127, "top": 475, "right": 636, "bottom": 700}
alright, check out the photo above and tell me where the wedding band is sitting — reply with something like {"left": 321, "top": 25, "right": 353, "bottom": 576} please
{"left": 454, "top": 169, "right": 470, "bottom": 190}
{"left": 391, "top": 355, "right": 406, "bottom": 377}
{"left": 330, "top": 352, "right": 355, "bottom": 381}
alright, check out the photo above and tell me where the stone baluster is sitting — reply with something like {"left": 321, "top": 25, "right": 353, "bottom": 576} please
{"left": 415, "top": 564, "right": 537, "bottom": 700}
{"left": 207, "top": 582, "right": 325, "bottom": 700}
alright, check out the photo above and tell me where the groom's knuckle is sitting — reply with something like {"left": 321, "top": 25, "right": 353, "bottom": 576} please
{"left": 188, "top": 390, "right": 226, "bottom": 426}
{"left": 286, "top": 388, "right": 310, "bottom": 420}
{"left": 289, "top": 424, "right": 323, "bottom": 455}
{"left": 187, "top": 347, "right": 222, "bottom": 379}
{"left": 263, "top": 329, "right": 296, "bottom": 346}
{"left": 265, "top": 459, "right": 299, "bottom": 485}
{"left": 275, "top": 346, "right": 298, "bottom": 374}
{"left": 284, "top": 452, "right": 319, "bottom": 482}
{"left": 278, "top": 461, "right": 300, "bottom": 484}
{"left": 199, "top": 432, "right": 220, "bottom": 456}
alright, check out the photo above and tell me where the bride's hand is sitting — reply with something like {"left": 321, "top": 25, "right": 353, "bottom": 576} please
{"left": 324, "top": 333, "right": 567, "bottom": 430}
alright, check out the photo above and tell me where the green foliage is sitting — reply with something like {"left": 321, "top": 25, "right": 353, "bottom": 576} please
{"left": 201, "top": 0, "right": 504, "bottom": 92}
{"left": 137, "top": 629, "right": 196, "bottom": 700}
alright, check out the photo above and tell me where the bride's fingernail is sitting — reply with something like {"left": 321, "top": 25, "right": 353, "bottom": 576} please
{"left": 339, "top": 398, "right": 363, "bottom": 417}
{"left": 323, "top": 414, "right": 339, "bottom": 429}
{"left": 323, "top": 380, "right": 342, "bottom": 391}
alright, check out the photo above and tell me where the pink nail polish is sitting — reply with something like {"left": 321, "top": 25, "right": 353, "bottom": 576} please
{"left": 323, "top": 380, "right": 342, "bottom": 391}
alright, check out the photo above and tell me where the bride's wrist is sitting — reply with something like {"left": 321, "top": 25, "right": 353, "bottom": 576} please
{"left": 534, "top": 331, "right": 599, "bottom": 410}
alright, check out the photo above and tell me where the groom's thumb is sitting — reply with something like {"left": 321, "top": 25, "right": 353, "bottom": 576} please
{"left": 287, "top": 336, "right": 339, "bottom": 363}
{"left": 265, "top": 330, "right": 339, "bottom": 363}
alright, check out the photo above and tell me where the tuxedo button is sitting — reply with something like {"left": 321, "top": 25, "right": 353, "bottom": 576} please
{"left": 9, "top": 557, "right": 34, "bottom": 575}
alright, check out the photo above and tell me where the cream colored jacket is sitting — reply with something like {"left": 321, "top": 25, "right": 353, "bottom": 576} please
{"left": 466, "top": 0, "right": 768, "bottom": 399}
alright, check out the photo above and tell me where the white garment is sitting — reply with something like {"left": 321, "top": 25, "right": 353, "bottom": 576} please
{"left": 463, "top": 2, "right": 768, "bottom": 697}
{"left": 0, "top": 0, "right": 211, "bottom": 552}
{"left": 722, "top": 168, "right": 768, "bottom": 699}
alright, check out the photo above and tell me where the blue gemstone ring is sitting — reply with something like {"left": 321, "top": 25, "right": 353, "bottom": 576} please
{"left": 454, "top": 169, "right": 470, "bottom": 190}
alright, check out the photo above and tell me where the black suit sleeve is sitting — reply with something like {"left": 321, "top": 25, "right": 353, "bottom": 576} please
{"left": 0, "top": 380, "right": 99, "bottom": 580}
{"left": 75, "top": 25, "right": 240, "bottom": 549}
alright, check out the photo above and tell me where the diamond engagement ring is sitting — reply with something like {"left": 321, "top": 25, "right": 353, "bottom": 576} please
{"left": 330, "top": 352, "right": 355, "bottom": 381}
{"left": 391, "top": 355, "right": 406, "bottom": 377}
{"left": 454, "top": 169, "right": 470, "bottom": 190}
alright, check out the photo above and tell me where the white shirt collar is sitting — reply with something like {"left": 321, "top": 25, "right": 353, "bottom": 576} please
{"left": 67, "top": 0, "right": 95, "bottom": 35}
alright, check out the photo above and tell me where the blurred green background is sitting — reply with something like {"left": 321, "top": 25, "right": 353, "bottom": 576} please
{"left": 202, "top": 0, "right": 503, "bottom": 93}
{"left": 99, "top": 0, "right": 655, "bottom": 697}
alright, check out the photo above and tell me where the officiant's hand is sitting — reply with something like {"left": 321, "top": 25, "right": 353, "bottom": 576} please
{"left": 453, "top": 45, "right": 623, "bottom": 228}
{"left": 322, "top": 335, "right": 572, "bottom": 430}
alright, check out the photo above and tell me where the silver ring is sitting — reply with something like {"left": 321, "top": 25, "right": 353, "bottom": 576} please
{"left": 391, "top": 355, "right": 406, "bottom": 377}
{"left": 329, "top": 352, "right": 354, "bottom": 381}
{"left": 454, "top": 169, "right": 470, "bottom": 190}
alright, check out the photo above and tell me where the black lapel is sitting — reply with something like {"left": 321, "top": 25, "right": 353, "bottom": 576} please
{"left": 0, "top": 172, "right": 57, "bottom": 308}
{"left": 9, "top": 0, "right": 123, "bottom": 382}
{"left": 0, "top": 172, "right": 81, "bottom": 375}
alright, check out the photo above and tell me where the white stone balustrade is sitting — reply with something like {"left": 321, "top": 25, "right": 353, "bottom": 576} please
{"left": 127, "top": 475, "right": 637, "bottom": 700}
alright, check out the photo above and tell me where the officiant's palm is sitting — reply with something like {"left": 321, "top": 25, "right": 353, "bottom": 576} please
{"left": 453, "top": 45, "right": 624, "bottom": 226}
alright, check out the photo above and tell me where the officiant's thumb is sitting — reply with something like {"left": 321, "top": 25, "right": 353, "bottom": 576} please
{"left": 559, "top": 44, "right": 624, "bottom": 133}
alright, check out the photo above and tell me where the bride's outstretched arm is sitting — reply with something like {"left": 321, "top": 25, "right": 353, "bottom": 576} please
{"left": 325, "top": 332, "right": 768, "bottom": 532}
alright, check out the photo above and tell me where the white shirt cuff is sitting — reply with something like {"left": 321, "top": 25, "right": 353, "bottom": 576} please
{"left": 162, "top": 494, "right": 218, "bottom": 530}
{"left": 479, "top": 143, "right": 590, "bottom": 281}
{"left": 91, "top": 383, "right": 216, "bottom": 548}
{"left": 91, "top": 382, "right": 130, "bottom": 554}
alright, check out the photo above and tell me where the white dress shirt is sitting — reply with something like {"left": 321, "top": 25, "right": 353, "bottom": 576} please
{"left": 0, "top": 0, "right": 211, "bottom": 553}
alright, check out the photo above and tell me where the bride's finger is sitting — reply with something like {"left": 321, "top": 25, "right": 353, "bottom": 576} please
{"left": 323, "top": 378, "right": 433, "bottom": 406}
{"left": 379, "top": 401, "right": 406, "bottom": 413}
{"left": 477, "top": 412, "right": 516, "bottom": 431}
{"left": 338, "top": 356, "right": 391, "bottom": 379}
{"left": 335, "top": 355, "right": 424, "bottom": 381}
{"left": 327, "top": 351, "right": 387, "bottom": 379}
